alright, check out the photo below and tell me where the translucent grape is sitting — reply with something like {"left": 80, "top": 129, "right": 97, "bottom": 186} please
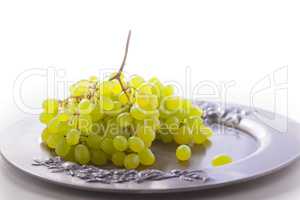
{"left": 200, "top": 127, "right": 213, "bottom": 138}
{"left": 119, "top": 91, "right": 130, "bottom": 105}
{"left": 111, "top": 79, "right": 123, "bottom": 95}
{"left": 39, "top": 112, "right": 56, "bottom": 124}
{"left": 64, "top": 146, "right": 75, "bottom": 161}
{"left": 74, "top": 144, "right": 90, "bottom": 165}
{"left": 192, "top": 132, "right": 207, "bottom": 144}
{"left": 173, "top": 125, "right": 192, "bottom": 144}
{"left": 78, "top": 99, "right": 94, "bottom": 114}
{"left": 90, "top": 104, "right": 104, "bottom": 122}
{"left": 137, "top": 83, "right": 152, "bottom": 95}
{"left": 70, "top": 84, "right": 89, "bottom": 97}
{"left": 66, "top": 129, "right": 81, "bottom": 145}
{"left": 161, "top": 85, "right": 174, "bottom": 97}
{"left": 165, "top": 116, "right": 180, "bottom": 132}
{"left": 42, "top": 99, "right": 59, "bottom": 114}
{"left": 116, "top": 112, "right": 132, "bottom": 128}
{"left": 55, "top": 138, "right": 71, "bottom": 157}
{"left": 160, "top": 132, "right": 173, "bottom": 143}
{"left": 100, "top": 138, "right": 116, "bottom": 155}
{"left": 87, "top": 134, "right": 102, "bottom": 149}
{"left": 99, "top": 96, "right": 114, "bottom": 111}
{"left": 212, "top": 154, "right": 233, "bottom": 167}
{"left": 165, "top": 96, "right": 181, "bottom": 111}
{"left": 91, "top": 150, "right": 107, "bottom": 166}
{"left": 136, "top": 126, "right": 155, "bottom": 143}
{"left": 113, "top": 136, "right": 128, "bottom": 151}
{"left": 128, "top": 136, "right": 145, "bottom": 153}
{"left": 57, "top": 112, "right": 71, "bottom": 122}
{"left": 98, "top": 81, "right": 112, "bottom": 97}
{"left": 124, "top": 153, "right": 140, "bottom": 169}
{"left": 190, "top": 106, "right": 203, "bottom": 117}
{"left": 130, "top": 105, "right": 147, "bottom": 120}
{"left": 138, "top": 148, "right": 155, "bottom": 166}
{"left": 112, "top": 151, "right": 126, "bottom": 167}
{"left": 136, "top": 94, "right": 158, "bottom": 110}
{"left": 129, "top": 75, "right": 144, "bottom": 88}
{"left": 78, "top": 114, "right": 92, "bottom": 133}
{"left": 176, "top": 144, "right": 191, "bottom": 161}
{"left": 47, "top": 133, "right": 64, "bottom": 149}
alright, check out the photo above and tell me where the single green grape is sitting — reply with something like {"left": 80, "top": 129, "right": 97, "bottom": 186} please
{"left": 87, "top": 134, "right": 102, "bottom": 149}
{"left": 129, "top": 75, "right": 144, "bottom": 88}
{"left": 173, "top": 125, "right": 192, "bottom": 144}
{"left": 190, "top": 106, "right": 203, "bottom": 117}
{"left": 112, "top": 151, "right": 126, "bottom": 167}
{"left": 47, "top": 133, "right": 64, "bottom": 149}
{"left": 39, "top": 112, "right": 56, "bottom": 124}
{"left": 42, "top": 99, "right": 59, "bottom": 114}
{"left": 200, "top": 127, "right": 213, "bottom": 138}
{"left": 192, "top": 132, "right": 207, "bottom": 144}
{"left": 119, "top": 91, "right": 130, "bottom": 105}
{"left": 160, "top": 132, "right": 173, "bottom": 143}
{"left": 66, "top": 129, "right": 81, "bottom": 145}
{"left": 212, "top": 154, "right": 233, "bottom": 167}
{"left": 176, "top": 144, "right": 191, "bottom": 161}
{"left": 78, "top": 99, "right": 94, "bottom": 114}
{"left": 128, "top": 136, "right": 145, "bottom": 153}
{"left": 64, "top": 146, "right": 75, "bottom": 161}
{"left": 124, "top": 153, "right": 140, "bottom": 169}
{"left": 57, "top": 112, "right": 71, "bottom": 122}
{"left": 136, "top": 83, "right": 152, "bottom": 95}
{"left": 136, "top": 94, "right": 158, "bottom": 110}
{"left": 138, "top": 148, "right": 155, "bottom": 166}
{"left": 136, "top": 126, "right": 155, "bottom": 143}
{"left": 78, "top": 114, "right": 92, "bottom": 133}
{"left": 70, "top": 83, "right": 89, "bottom": 97}
{"left": 74, "top": 144, "right": 90, "bottom": 165}
{"left": 55, "top": 138, "right": 71, "bottom": 157}
{"left": 90, "top": 104, "right": 104, "bottom": 122}
{"left": 165, "top": 116, "right": 180, "bottom": 133}
{"left": 130, "top": 105, "right": 147, "bottom": 120}
{"left": 116, "top": 112, "right": 133, "bottom": 128}
{"left": 99, "top": 96, "right": 114, "bottom": 111}
{"left": 161, "top": 85, "right": 174, "bottom": 97}
{"left": 113, "top": 136, "right": 128, "bottom": 151}
{"left": 100, "top": 137, "right": 116, "bottom": 155}
{"left": 91, "top": 150, "right": 107, "bottom": 166}
{"left": 165, "top": 96, "right": 181, "bottom": 111}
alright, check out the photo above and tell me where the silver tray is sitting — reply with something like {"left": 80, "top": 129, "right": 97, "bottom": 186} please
{"left": 1, "top": 102, "right": 300, "bottom": 193}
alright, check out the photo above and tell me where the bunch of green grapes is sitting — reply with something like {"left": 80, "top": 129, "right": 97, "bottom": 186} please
{"left": 39, "top": 73, "right": 213, "bottom": 169}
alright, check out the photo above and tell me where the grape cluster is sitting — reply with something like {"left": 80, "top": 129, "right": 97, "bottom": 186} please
{"left": 40, "top": 73, "right": 213, "bottom": 169}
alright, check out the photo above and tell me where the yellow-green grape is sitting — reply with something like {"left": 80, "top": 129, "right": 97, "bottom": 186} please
{"left": 165, "top": 96, "right": 181, "bottom": 111}
{"left": 137, "top": 83, "right": 152, "bottom": 95}
{"left": 68, "top": 115, "right": 79, "bottom": 129}
{"left": 47, "top": 117, "right": 60, "bottom": 133}
{"left": 113, "top": 136, "right": 128, "bottom": 151}
{"left": 100, "top": 137, "right": 116, "bottom": 155}
{"left": 55, "top": 138, "right": 71, "bottom": 157}
{"left": 165, "top": 116, "right": 180, "bottom": 133}
{"left": 129, "top": 75, "right": 144, "bottom": 88}
{"left": 66, "top": 129, "right": 81, "bottom": 145}
{"left": 192, "top": 132, "right": 207, "bottom": 144}
{"left": 91, "top": 150, "right": 107, "bottom": 166}
{"left": 90, "top": 105, "right": 104, "bottom": 122}
{"left": 176, "top": 144, "right": 192, "bottom": 161}
{"left": 119, "top": 91, "right": 130, "bottom": 105}
{"left": 56, "top": 122, "right": 71, "bottom": 135}
{"left": 124, "top": 153, "right": 140, "bottom": 169}
{"left": 111, "top": 79, "right": 123, "bottom": 95}
{"left": 57, "top": 112, "right": 71, "bottom": 122}
{"left": 78, "top": 99, "right": 94, "bottom": 114}
{"left": 143, "top": 140, "right": 152, "bottom": 148}
{"left": 182, "top": 99, "right": 192, "bottom": 115}
{"left": 117, "top": 112, "right": 133, "bottom": 128}
{"left": 99, "top": 96, "right": 114, "bottom": 111}
{"left": 161, "top": 85, "right": 174, "bottom": 97}
{"left": 39, "top": 112, "right": 56, "bottom": 124}
{"left": 136, "top": 94, "right": 158, "bottom": 110}
{"left": 112, "top": 151, "right": 126, "bottom": 167}
{"left": 47, "top": 133, "right": 64, "bottom": 149}
{"left": 78, "top": 114, "right": 92, "bottom": 133}
{"left": 130, "top": 105, "right": 147, "bottom": 120}
{"left": 41, "top": 128, "right": 51, "bottom": 144}
{"left": 136, "top": 126, "right": 155, "bottom": 143}
{"left": 70, "top": 83, "right": 89, "bottom": 97}
{"left": 87, "top": 134, "right": 102, "bottom": 149}
{"left": 98, "top": 81, "right": 112, "bottom": 97}
{"left": 138, "top": 148, "right": 155, "bottom": 166}
{"left": 128, "top": 136, "right": 145, "bottom": 153}
{"left": 173, "top": 125, "right": 192, "bottom": 144}
{"left": 212, "top": 154, "right": 233, "bottom": 167}
{"left": 74, "top": 144, "right": 90, "bottom": 165}
{"left": 190, "top": 106, "right": 203, "bottom": 117}
{"left": 160, "top": 132, "right": 173, "bottom": 143}
{"left": 187, "top": 116, "right": 203, "bottom": 133}
{"left": 42, "top": 99, "right": 59, "bottom": 114}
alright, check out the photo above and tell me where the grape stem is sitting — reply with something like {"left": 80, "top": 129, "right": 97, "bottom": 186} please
{"left": 109, "top": 30, "right": 131, "bottom": 100}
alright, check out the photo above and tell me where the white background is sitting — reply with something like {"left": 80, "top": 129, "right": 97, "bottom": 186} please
{"left": 0, "top": 0, "right": 300, "bottom": 199}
